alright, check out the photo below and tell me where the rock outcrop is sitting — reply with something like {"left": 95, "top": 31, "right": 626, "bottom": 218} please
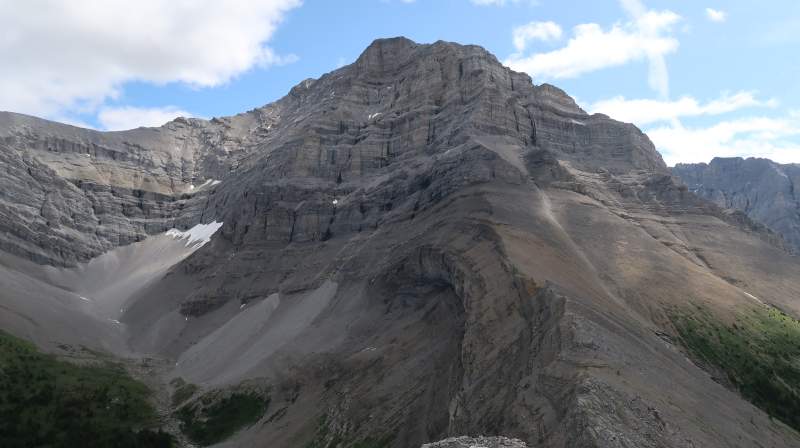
{"left": 2, "top": 37, "right": 800, "bottom": 448}
{"left": 0, "top": 104, "right": 281, "bottom": 265}
{"left": 673, "top": 157, "right": 800, "bottom": 251}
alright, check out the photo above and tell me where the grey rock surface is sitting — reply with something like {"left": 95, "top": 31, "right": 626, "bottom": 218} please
{"left": 673, "top": 157, "right": 800, "bottom": 251}
{"left": 1, "top": 37, "right": 800, "bottom": 448}
{"left": 0, "top": 37, "right": 668, "bottom": 267}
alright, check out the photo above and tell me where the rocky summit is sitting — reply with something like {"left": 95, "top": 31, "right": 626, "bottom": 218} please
{"left": 2, "top": 37, "right": 800, "bottom": 448}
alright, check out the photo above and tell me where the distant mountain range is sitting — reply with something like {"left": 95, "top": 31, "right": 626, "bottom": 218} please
{"left": 673, "top": 157, "right": 800, "bottom": 252}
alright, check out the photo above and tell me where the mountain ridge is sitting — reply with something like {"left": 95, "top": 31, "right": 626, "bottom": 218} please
{"left": 673, "top": 156, "right": 800, "bottom": 252}
{"left": 1, "top": 37, "right": 800, "bottom": 447}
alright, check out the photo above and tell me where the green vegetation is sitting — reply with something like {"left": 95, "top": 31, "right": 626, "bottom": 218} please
{"left": 170, "top": 377, "right": 199, "bottom": 407}
{"left": 671, "top": 305, "right": 800, "bottom": 431}
{"left": 0, "top": 330, "right": 172, "bottom": 448}
{"left": 176, "top": 390, "right": 269, "bottom": 446}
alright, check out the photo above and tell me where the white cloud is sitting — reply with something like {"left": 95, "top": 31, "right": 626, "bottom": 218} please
{"left": 97, "top": 106, "right": 195, "bottom": 131}
{"left": 0, "top": 0, "right": 301, "bottom": 119}
{"left": 512, "top": 21, "right": 562, "bottom": 52}
{"left": 589, "top": 91, "right": 777, "bottom": 125}
{"left": 505, "top": 0, "right": 680, "bottom": 97}
{"left": 705, "top": 8, "right": 727, "bottom": 23}
{"left": 648, "top": 116, "right": 800, "bottom": 166}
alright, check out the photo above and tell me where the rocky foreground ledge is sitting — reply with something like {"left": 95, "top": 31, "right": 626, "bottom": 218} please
{"left": 421, "top": 436, "right": 527, "bottom": 448}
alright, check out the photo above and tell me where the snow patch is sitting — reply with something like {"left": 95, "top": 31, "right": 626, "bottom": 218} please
{"left": 570, "top": 119, "right": 586, "bottom": 126}
{"left": 166, "top": 221, "right": 224, "bottom": 248}
{"left": 368, "top": 112, "right": 382, "bottom": 120}
{"left": 195, "top": 179, "right": 221, "bottom": 189}
{"left": 743, "top": 291, "right": 766, "bottom": 305}
{"left": 77, "top": 295, "right": 92, "bottom": 302}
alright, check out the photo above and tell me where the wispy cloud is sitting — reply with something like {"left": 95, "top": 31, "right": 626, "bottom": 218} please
{"left": 705, "top": 7, "right": 727, "bottom": 23}
{"left": 0, "top": 0, "right": 301, "bottom": 120}
{"left": 587, "top": 91, "right": 796, "bottom": 165}
{"left": 505, "top": 0, "right": 680, "bottom": 98}
{"left": 512, "top": 21, "right": 562, "bottom": 52}
{"left": 97, "top": 106, "right": 195, "bottom": 131}
{"left": 589, "top": 91, "right": 777, "bottom": 125}
{"left": 649, "top": 115, "right": 800, "bottom": 166}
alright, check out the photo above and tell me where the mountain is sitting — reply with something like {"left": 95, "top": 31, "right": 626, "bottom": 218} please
{"left": 2, "top": 37, "right": 800, "bottom": 448}
{"left": 673, "top": 157, "right": 800, "bottom": 252}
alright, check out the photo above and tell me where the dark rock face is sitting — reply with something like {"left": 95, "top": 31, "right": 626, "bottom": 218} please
{"left": 673, "top": 157, "right": 800, "bottom": 251}
{"left": 0, "top": 108, "right": 271, "bottom": 265}
{"left": 3, "top": 37, "right": 800, "bottom": 448}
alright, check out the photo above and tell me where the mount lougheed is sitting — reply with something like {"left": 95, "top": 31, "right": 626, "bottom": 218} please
{"left": 2, "top": 37, "right": 800, "bottom": 448}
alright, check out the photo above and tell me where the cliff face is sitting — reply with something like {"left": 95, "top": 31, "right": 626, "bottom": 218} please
{"left": 0, "top": 108, "right": 272, "bottom": 265}
{"left": 2, "top": 37, "right": 800, "bottom": 448}
{"left": 0, "top": 37, "right": 667, "bottom": 267}
{"left": 673, "top": 157, "right": 800, "bottom": 251}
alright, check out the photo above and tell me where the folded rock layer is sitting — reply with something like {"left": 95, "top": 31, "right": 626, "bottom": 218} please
{"left": 1, "top": 37, "right": 799, "bottom": 448}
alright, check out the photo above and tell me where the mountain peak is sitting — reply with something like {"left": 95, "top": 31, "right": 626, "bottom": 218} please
{"left": 355, "top": 36, "right": 420, "bottom": 71}
{"left": 2, "top": 36, "right": 800, "bottom": 448}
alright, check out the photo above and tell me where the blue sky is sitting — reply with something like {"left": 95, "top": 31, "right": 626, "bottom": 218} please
{"left": 1, "top": 0, "right": 799, "bottom": 165}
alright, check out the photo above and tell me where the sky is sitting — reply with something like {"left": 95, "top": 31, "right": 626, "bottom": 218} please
{"left": 1, "top": 0, "right": 799, "bottom": 166}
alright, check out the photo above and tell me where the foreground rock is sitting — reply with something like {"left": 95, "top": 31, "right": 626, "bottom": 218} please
{"left": 422, "top": 436, "right": 527, "bottom": 448}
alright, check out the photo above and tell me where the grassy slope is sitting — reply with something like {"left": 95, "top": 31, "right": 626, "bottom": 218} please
{"left": 671, "top": 305, "right": 800, "bottom": 432}
{"left": 0, "top": 330, "right": 172, "bottom": 448}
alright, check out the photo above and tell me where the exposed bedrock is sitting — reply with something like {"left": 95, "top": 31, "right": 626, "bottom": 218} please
{"left": 2, "top": 37, "right": 800, "bottom": 448}
{"left": 0, "top": 37, "right": 666, "bottom": 267}
{"left": 673, "top": 157, "right": 800, "bottom": 252}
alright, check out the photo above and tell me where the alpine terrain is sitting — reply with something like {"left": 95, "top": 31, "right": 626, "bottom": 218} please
{"left": 673, "top": 157, "right": 800, "bottom": 252}
{"left": 2, "top": 37, "right": 800, "bottom": 448}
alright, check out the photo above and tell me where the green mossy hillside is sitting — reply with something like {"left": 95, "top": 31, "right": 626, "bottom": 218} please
{"left": 175, "top": 389, "right": 270, "bottom": 446}
{"left": 0, "top": 330, "right": 172, "bottom": 448}
{"left": 170, "top": 377, "right": 199, "bottom": 407}
{"left": 671, "top": 305, "right": 800, "bottom": 432}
